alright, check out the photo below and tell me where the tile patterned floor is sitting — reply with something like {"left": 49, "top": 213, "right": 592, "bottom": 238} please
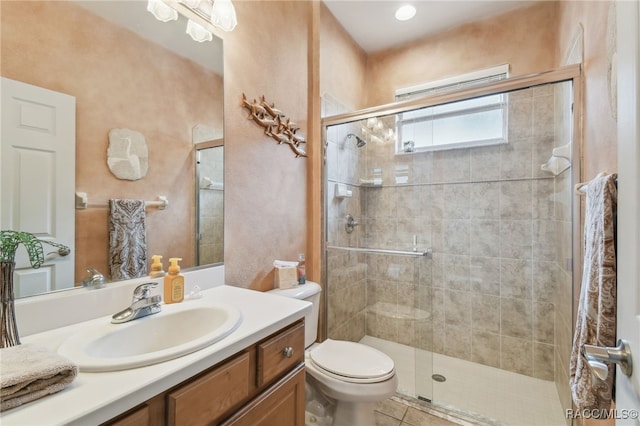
{"left": 375, "top": 395, "right": 488, "bottom": 426}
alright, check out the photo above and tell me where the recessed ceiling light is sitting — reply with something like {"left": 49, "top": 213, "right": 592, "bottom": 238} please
{"left": 395, "top": 4, "right": 416, "bottom": 21}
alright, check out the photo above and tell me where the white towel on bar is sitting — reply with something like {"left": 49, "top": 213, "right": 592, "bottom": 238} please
{"left": 109, "top": 199, "right": 147, "bottom": 280}
{"left": 1, "top": 344, "right": 78, "bottom": 412}
{"left": 569, "top": 173, "right": 617, "bottom": 410}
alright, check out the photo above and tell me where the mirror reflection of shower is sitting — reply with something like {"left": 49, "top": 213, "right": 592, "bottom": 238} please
{"left": 347, "top": 133, "right": 366, "bottom": 148}
{"left": 196, "top": 143, "right": 224, "bottom": 266}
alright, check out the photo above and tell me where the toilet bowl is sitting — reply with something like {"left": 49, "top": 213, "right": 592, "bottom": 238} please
{"left": 305, "top": 340, "right": 398, "bottom": 426}
{"left": 267, "top": 282, "right": 398, "bottom": 426}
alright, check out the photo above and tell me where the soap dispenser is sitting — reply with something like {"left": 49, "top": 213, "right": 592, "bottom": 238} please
{"left": 149, "top": 255, "right": 165, "bottom": 278}
{"left": 164, "top": 258, "right": 184, "bottom": 304}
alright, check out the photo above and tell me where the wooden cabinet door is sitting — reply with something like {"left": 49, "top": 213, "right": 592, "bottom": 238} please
{"left": 222, "top": 365, "right": 305, "bottom": 426}
{"left": 101, "top": 395, "right": 164, "bottom": 426}
{"left": 167, "top": 352, "right": 251, "bottom": 426}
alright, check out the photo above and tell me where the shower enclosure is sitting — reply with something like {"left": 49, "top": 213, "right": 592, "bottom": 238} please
{"left": 322, "top": 65, "right": 581, "bottom": 425}
{"left": 196, "top": 143, "right": 224, "bottom": 265}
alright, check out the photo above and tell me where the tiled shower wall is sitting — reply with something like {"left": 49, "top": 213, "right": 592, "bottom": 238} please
{"left": 325, "top": 83, "right": 574, "bottom": 382}
{"left": 198, "top": 146, "right": 224, "bottom": 265}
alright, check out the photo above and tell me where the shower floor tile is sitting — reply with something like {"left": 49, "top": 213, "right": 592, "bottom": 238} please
{"left": 363, "top": 335, "right": 567, "bottom": 426}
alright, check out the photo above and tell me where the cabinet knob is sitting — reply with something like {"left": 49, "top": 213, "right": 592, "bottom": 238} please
{"left": 282, "top": 346, "right": 294, "bottom": 358}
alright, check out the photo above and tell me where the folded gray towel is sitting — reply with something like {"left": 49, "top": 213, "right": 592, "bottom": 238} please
{"left": 1, "top": 343, "right": 78, "bottom": 412}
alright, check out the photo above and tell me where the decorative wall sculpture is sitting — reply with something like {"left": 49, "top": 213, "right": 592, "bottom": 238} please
{"left": 241, "top": 94, "right": 307, "bottom": 158}
{"left": 107, "top": 128, "right": 149, "bottom": 180}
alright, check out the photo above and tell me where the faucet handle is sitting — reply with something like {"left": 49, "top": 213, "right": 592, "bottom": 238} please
{"left": 82, "top": 268, "right": 105, "bottom": 289}
{"left": 133, "top": 282, "right": 158, "bottom": 300}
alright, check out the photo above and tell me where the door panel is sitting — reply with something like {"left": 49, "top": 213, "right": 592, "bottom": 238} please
{"left": 616, "top": 0, "right": 640, "bottom": 417}
{"left": 1, "top": 77, "right": 76, "bottom": 296}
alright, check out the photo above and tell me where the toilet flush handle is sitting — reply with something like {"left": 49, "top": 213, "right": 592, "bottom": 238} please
{"left": 283, "top": 346, "right": 294, "bottom": 358}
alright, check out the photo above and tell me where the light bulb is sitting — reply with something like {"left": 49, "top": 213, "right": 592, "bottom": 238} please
{"left": 186, "top": 19, "right": 213, "bottom": 42}
{"left": 147, "top": 0, "right": 178, "bottom": 22}
{"left": 211, "top": 0, "right": 237, "bottom": 32}
{"left": 395, "top": 4, "right": 416, "bottom": 21}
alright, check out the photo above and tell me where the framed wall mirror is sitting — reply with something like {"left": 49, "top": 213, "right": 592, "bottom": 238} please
{"left": 0, "top": 0, "right": 224, "bottom": 298}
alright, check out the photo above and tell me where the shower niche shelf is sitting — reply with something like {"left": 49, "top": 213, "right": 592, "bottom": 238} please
{"left": 367, "top": 301, "right": 430, "bottom": 322}
{"left": 334, "top": 183, "right": 352, "bottom": 198}
{"left": 541, "top": 143, "right": 571, "bottom": 176}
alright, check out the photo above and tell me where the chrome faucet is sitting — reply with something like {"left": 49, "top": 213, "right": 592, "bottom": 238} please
{"left": 111, "top": 282, "right": 162, "bottom": 324}
{"left": 82, "top": 268, "right": 105, "bottom": 289}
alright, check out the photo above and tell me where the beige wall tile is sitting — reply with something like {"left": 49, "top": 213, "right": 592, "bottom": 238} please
{"left": 472, "top": 330, "right": 501, "bottom": 368}
{"left": 501, "top": 336, "right": 533, "bottom": 376}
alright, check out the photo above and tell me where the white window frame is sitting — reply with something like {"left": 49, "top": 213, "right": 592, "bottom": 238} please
{"left": 395, "top": 64, "right": 510, "bottom": 153}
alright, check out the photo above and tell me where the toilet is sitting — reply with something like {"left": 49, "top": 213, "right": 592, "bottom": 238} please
{"left": 268, "top": 282, "right": 398, "bottom": 426}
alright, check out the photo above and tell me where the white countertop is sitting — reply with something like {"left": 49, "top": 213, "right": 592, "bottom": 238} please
{"left": 1, "top": 285, "right": 311, "bottom": 426}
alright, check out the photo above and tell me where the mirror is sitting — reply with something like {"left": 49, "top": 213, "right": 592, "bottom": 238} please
{"left": 0, "top": 1, "right": 224, "bottom": 298}
{"left": 196, "top": 141, "right": 224, "bottom": 265}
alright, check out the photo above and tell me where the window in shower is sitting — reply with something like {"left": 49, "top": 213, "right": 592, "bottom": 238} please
{"left": 395, "top": 64, "right": 509, "bottom": 153}
{"left": 395, "top": 94, "right": 507, "bottom": 152}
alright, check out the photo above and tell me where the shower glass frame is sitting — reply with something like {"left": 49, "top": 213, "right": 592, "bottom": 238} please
{"left": 321, "top": 64, "right": 582, "bottom": 423}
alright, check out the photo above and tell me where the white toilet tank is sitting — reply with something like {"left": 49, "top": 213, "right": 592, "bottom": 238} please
{"left": 267, "top": 281, "right": 321, "bottom": 348}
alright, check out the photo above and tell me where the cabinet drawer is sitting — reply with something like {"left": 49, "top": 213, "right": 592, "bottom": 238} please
{"left": 106, "top": 405, "right": 149, "bottom": 426}
{"left": 256, "top": 320, "right": 304, "bottom": 387}
{"left": 167, "top": 351, "right": 251, "bottom": 426}
{"left": 221, "top": 364, "right": 306, "bottom": 426}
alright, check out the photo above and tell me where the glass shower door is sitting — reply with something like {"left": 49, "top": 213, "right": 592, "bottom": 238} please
{"left": 196, "top": 144, "right": 224, "bottom": 266}
{"left": 323, "top": 71, "right": 578, "bottom": 426}
{"left": 324, "top": 118, "right": 435, "bottom": 403}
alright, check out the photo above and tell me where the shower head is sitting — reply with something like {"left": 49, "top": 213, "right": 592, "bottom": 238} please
{"left": 347, "top": 133, "right": 367, "bottom": 148}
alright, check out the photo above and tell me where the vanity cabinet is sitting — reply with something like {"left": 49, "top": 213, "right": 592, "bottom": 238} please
{"left": 103, "top": 320, "right": 305, "bottom": 426}
{"left": 221, "top": 366, "right": 305, "bottom": 426}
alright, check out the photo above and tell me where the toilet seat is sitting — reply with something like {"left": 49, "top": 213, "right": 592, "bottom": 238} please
{"left": 308, "top": 339, "right": 395, "bottom": 384}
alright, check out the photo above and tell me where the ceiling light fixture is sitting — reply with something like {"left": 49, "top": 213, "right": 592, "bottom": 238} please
{"left": 147, "top": 0, "right": 178, "bottom": 22}
{"left": 395, "top": 4, "right": 416, "bottom": 21}
{"left": 210, "top": 0, "right": 237, "bottom": 32}
{"left": 186, "top": 19, "right": 214, "bottom": 42}
{"left": 146, "top": 0, "right": 237, "bottom": 42}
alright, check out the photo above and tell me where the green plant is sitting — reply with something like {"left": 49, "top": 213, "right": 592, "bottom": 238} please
{"left": 0, "top": 230, "right": 70, "bottom": 267}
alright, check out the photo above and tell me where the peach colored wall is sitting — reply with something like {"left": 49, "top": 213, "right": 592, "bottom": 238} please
{"left": 557, "top": 1, "right": 617, "bottom": 181}
{"left": 1, "top": 2, "right": 223, "bottom": 283}
{"left": 364, "top": 2, "right": 559, "bottom": 107}
{"left": 223, "top": 1, "right": 309, "bottom": 290}
{"left": 319, "top": 3, "right": 368, "bottom": 111}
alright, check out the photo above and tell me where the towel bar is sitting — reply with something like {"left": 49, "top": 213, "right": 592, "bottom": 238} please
{"left": 327, "top": 245, "right": 432, "bottom": 258}
{"left": 75, "top": 192, "right": 168, "bottom": 210}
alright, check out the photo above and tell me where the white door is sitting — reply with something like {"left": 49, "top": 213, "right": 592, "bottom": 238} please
{"left": 615, "top": 0, "right": 640, "bottom": 418}
{"left": 1, "top": 77, "right": 75, "bottom": 297}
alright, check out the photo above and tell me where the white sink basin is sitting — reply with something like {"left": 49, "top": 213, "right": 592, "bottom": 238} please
{"left": 58, "top": 303, "right": 242, "bottom": 372}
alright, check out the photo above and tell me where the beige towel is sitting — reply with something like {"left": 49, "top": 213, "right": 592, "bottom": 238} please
{"left": 570, "top": 173, "right": 617, "bottom": 410}
{"left": 1, "top": 343, "right": 78, "bottom": 411}
{"left": 109, "top": 199, "right": 147, "bottom": 280}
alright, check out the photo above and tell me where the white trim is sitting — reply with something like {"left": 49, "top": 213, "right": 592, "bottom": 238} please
{"left": 395, "top": 64, "right": 510, "bottom": 97}
{"left": 616, "top": 0, "right": 640, "bottom": 413}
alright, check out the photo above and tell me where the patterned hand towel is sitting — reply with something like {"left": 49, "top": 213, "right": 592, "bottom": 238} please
{"left": 569, "top": 173, "right": 617, "bottom": 410}
{"left": 1, "top": 344, "right": 78, "bottom": 411}
{"left": 109, "top": 199, "right": 147, "bottom": 280}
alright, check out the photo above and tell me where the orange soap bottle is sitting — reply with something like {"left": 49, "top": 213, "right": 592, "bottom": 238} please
{"left": 163, "top": 258, "right": 184, "bottom": 304}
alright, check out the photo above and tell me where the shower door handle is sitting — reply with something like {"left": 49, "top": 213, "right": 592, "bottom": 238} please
{"left": 583, "top": 339, "right": 633, "bottom": 379}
